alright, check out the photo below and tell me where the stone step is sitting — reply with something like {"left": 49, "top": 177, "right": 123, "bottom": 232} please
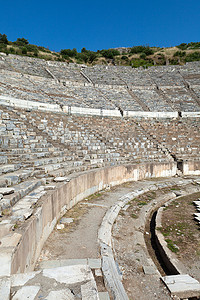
{"left": 0, "top": 164, "right": 21, "bottom": 175}
{"left": 25, "top": 156, "right": 67, "bottom": 167}
{"left": 6, "top": 264, "right": 100, "bottom": 300}
{"left": 0, "top": 179, "right": 43, "bottom": 212}
{"left": 10, "top": 185, "right": 47, "bottom": 221}
{"left": 0, "top": 168, "right": 34, "bottom": 187}
{"left": 0, "top": 155, "right": 8, "bottom": 164}
{"left": 37, "top": 258, "right": 101, "bottom": 270}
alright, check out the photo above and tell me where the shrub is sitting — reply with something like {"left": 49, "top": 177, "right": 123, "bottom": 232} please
{"left": 169, "top": 58, "right": 179, "bottom": 65}
{"left": 187, "top": 42, "right": 200, "bottom": 49}
{"left": 15, "top": 37, "right": 29, "bottom": 46}
{"left": 21, "top": 47, "right": 27, "bottom": 54}
{"left": 100, "top": 49, "right": 120, "bottom": 59}
{"left": 9, "top": 47, "right": 15, "bottom": 54}
{"left": 0, "top": 33, "right": 8, "bottom": 44}
{"left": 26, "top": 44, "right": 38, "bottom": 52}
{"left": 140, "top": 52, "right": 147, "bottom": 59}
{"left": 177, "top": 43, "right": 188, "bottom": 50}
{"left": 130, "top": 46, "right": 153, "bottom": 55}
{"left": 173, "top": 51, "right": 186, "bottom": 57}
{"left": 60, "top": 48, "right": 77, "bottom": 57}
{"left": 121, "top": 55, "right": 128, "bottom": 60}
{"left": 185, "top": 51, "right": 200, "bottom": 62}
{"left": 131, "top": 58, "right": 154, "bottom": 68}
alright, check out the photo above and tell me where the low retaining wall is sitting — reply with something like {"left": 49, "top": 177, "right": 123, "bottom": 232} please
{"left": 155, "top": 207, "right": 186, "bottom": 275}
{"left": 182, "top": 160, "right": 200, "bottom": 175}
{"left": 1, "top": 95, "right": 199, "bottom": 119}
{"left": 6, "top": 162, "right": 177, "bottom": 276}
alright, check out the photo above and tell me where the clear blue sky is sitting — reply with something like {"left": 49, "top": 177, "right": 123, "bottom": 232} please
{"left": 1, "top": 0, "right": 199, "bottom": 52}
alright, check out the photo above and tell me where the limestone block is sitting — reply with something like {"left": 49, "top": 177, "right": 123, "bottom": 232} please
{"left": 11, "top": 271, "right": 40, "bottom": 287}
{"left": 0, "top": 277, "right": 10, "bottom": 300}
{"left": 81, "top": 280, "right": 99, "bottom": 300}
{"left": 54, "top": 177, "right": 70, "bottom": 182}
{"left": 43, "top": 265, "right": 93, "bottom": 285}
{"left": 12, "top": 285, "right": 40, "bottom": 300}
{"left": 161, "top": 274, "right": 200, "bottom": 298}
{"left": 46, "top": 289, "right": 75, "bottom": 300}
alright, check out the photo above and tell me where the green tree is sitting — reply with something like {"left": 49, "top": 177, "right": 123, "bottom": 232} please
{"left": 15, "top": 38, "right": 29, "bottom": 46}
{"left": 0, "top": 33, "right": 8, "bottom": 44}
{"left": 60, "top": 48, "right": 77, "bottom": 57}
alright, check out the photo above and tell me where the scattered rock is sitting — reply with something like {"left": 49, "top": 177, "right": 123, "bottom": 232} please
{"left": 57, "top": 224, "right": 64, "bottom": 230}
{"left": 54, "top": 177, "right": 70, "bottom": 182}
{"left": 44, "top": 185, "right": 56, "bottom": 190}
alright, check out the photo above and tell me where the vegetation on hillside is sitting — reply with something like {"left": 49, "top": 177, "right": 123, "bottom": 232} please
{"left": 0, "top": 33, "right": 200, "bottom": 68}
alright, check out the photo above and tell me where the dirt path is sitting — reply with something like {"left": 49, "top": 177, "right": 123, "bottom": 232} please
{"left": 38, "top": 180, "right": 148, "bottom": 261}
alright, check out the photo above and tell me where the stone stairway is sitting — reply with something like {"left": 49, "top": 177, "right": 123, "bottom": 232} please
{"left": 1, "top": 263, "right": 110, "bottom": 300}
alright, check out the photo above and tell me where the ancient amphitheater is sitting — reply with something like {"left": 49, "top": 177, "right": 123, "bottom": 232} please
{"left": 0, "top": 53, "right": 200, "bottom": 300}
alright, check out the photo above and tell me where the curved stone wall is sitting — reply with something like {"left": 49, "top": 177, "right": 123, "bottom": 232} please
{"left": 4, "top": 162, "right": 177, "bottom": 276}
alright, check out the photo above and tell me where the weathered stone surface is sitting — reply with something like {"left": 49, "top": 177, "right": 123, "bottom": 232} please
{"left": 43, "top": 265, "right": 93, "bottom": 285}
{"left": 12, "top": 285, "right": 40, "bottom": 300}
{"left": 54, "top": 177, "right": 70, "bottom": 182}
{"left": 46, "top": 289, "right": 75, "bottom": 300}
{"left": 11, "top": 271, "right": 40, "bottom": 287}
{"left": 161, "top": 274, "right": 200, "bottom": 298}
{"left": 0, "top": 187, "right": 14, "bottom": 195}
{"left": 98, "top": 292, "right": 110, "bottom": 300}
{"left": 81, "top": 280, "right": 99, "bottom": 300}
{"left": 88, "top": 258, "right": 101, "bottom": 269}
{"left": 143, "top": 265, "right": 158, "bottom": 275}
{"left": 0, "top": 277, "right": 10, "bottom": 300}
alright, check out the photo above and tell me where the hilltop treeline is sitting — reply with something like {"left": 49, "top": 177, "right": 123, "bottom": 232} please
{"left": 0, "top": 33, "right": 200, "bottom": 68}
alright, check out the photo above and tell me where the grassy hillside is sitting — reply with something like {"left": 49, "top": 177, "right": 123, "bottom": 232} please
{"left": 0, "top": 34, "right": 200, "bottom": 68}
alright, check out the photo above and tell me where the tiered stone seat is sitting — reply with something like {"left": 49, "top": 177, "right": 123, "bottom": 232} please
{"left": 182, "top": 74, "right": 200, "bottom": 88}
{"left": 131, "top": 89, "right": 173, "bottom": 111}
{"left": 47, "top": 61, "right": 88, "bottom": 83}
{"left": 193, "top": 88, "right": 200, "bottom": 98}
{"left": 0, "top": 55, "right": 13, "bottom": 72}
{"left": 113, "top": 67, "right": 156, "bottom": 88}
{"left": 4, "top": 54, "right": 51, "bottom": 78}
{"left": 0, "top": 107, "right": 72, "bottom": 211}
{"left": 26, "top": 111, "right": 170, "bottom": 165}
{"left": 98, "top": 86, "right": 143, "bottom": 111}
{"left": 140, "top": 118, "right": 200, "bottom": 161}
{"left": 0, "top": 69, "right": 116, "bottom": 109}
{"left": 84, "top": 65, "right": 125, "bottom": 86}
{"left": 161, "top": 87, "right": 200, "bottom": 111}
{"left": 149, "top": 69, "right": 185, "bottom": 88}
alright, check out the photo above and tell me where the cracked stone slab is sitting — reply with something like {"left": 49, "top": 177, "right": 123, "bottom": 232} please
{"left": 12, "top": 285, "right": 40, "bottom": 300}
{"left": 43, "top": 265, "right": 93, "bottom": 285}
{"left": 11, "top": 271, "right": 40, "bottom": 287}
{"left": 161, "top": 274, "right": 200, "bottom": 298}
